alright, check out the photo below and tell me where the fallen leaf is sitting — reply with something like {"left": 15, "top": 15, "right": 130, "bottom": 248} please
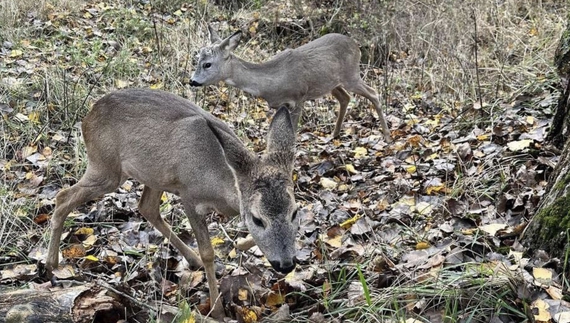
{"left": 62, "top": 244, "right": 86, "bottom": 259}
{"left": 320, "top": 177, "right": 337, "bottom": 190}
{"left": 344, "top": 164, "right": 359, "bottom": 174}
{"left": 533, "top": 267, "right": 552, "bottom": 285}
{"left": 546, "top": 285, "right": 562, "bottom": 300}
{"left": 554, "top": 312, "right": 570, "bottom": 323}
{"left": 353, "top": 147, "right": 368, "bottom": 158}
{"left": 416, "top": 242, "right": 430, "bottom": 250}
{"left": 9, "top": 49, "right": 23, "bottom": 57}
{"left": 75, "top": 227, "right": 94, "bottom": 235}
{"left": 51, "top": 265, "right": 76, "bottom": 279}
{"left": 507, "top": 139, "right": 532, "bottom": 152}
{"left": 340, "top": 214, "right": 362, "bottom": 229}
{"left": 479, "top": 223, "right": 507, "bottom": 236}
{"left": 84, "top": 255, "right": 99, "bottom": 262}
{"left": 532, "top": 299, "right": 551, "bottom": 321}
{"left": 238, "top": 288, "right": 249, "bottom": 301}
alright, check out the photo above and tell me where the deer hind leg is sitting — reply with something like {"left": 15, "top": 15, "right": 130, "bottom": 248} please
{"left": 180, "top": 199, "right": 225, "bottom": 319}
{"left": 348, "top": 81, "right": 392, "bottom": 142}
{"left": 331, "top": 86, "right": 351, "bottom": 138}
{"left": 46, "top": 166, "right": 122, "bottom": 271}
{"left": 138, "top": 186, "right": 203, "bottom": 269}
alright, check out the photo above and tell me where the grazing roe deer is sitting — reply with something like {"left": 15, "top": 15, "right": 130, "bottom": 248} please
{"left": 190, "top": 26, "right": 392, "bottom": 142}
{"left": 45, "top": 89, "right": 299, "bottom": 319}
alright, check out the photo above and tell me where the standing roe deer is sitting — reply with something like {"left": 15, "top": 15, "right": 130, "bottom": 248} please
{"left": 190, "top": 26, "right": 392, "bottom": 142}
{"left": 45, "top": 88, "right": 298, "bottom": 319}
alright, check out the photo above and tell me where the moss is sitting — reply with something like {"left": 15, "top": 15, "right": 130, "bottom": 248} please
{"left": 554, "top": 171, "right": 570, "bottom": 191}
{"left": 535, "top": 194, "right": 570, "bottom": 244}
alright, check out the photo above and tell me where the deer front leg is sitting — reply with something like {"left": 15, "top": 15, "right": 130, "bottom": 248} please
{"left": 138, "top": 187, "right": 203, "bottom": 269}
{"left": 182, "top": 200, "right": 225, "bottom": 319}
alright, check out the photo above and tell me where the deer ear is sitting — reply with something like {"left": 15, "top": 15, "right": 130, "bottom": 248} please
{"left": 207, "top": 24, "right": 221, "bottom": 43}
{"left": 207, "top": 119, "right": 256, "bottom": 176}
{"left": 266, "top": 106, "right": 295, "bottom": 167}
{"left": 219, "top": 30, "right": 242, "bottom": 55}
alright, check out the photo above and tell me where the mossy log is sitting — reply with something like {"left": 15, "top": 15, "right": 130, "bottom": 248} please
{"left": 0, "top": 284, "right": 124, "bottom": 323}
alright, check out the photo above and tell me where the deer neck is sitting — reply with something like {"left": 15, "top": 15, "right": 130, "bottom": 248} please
{"left": 226, "top": 55, "right": 279, "bottom": 98}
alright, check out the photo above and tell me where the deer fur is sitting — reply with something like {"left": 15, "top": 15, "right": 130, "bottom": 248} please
{"left": 45, "top": 88, "right": 298, "bottom": 319}
{"left": 190, "top": 26, "right": 391, "bottom": 142}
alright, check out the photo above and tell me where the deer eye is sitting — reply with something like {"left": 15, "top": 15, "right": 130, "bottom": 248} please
{"left": 252, "top": 215, "right": 265, "bottom": 228}
{"left": 203, "top": 62, "right": 212, "bottom": 69}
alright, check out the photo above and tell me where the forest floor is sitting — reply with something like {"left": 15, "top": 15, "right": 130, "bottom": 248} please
{"left": 1, "top": 0, "right": 569, "bottom": 322}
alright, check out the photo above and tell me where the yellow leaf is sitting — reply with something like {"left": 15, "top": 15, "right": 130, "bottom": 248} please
{"left": 529, "top": 27, "right": 538, "bottom": 36}
{"left": 426, "top": 184, "right": 447, "bottom": 195}
{"left": 461, "top": 228, "right": 476, "bottom": 235}
{"left": 249, "top": 25, "right": 257, "bottom": 34}
{"left": 344, "top": 164, "right": 359, "bottom": 174}
{"left": 319, "top": 177, "right": 337, "bottom": 190}
{"left": 532, "top": 299, "right": 550, "bottom": 321}
{"left": 115, "top": 79, "right": 129, "bottom": 89}
{"left": 526, "top": 116, "right": 535, "bottom": 125}
{"left": 211, "top": 236, "right": 225, "bottom": 247}
{"left": 265, "top": 292, "right": 284, "bottom": 307}
{"left": 476, "top": 134, "right": 489, "bottom": 141}
{"left": 75, "top": 227, "right": 94, "bottom": 235}
{"left": 406, "top": 165, "right": 416, "bottom": 173}
{"left": 161, "top": 192, "right": 168, "bottom": 202}
{"left": 9, "top": 49, "right": 23, "bottom": 58}
{"left": 84, "top": 255, "right": 99, "bottom": 262}
{"left": 180, "top": 312, "right": 195, "bottom": 323}
{"left": 242, "top": 308, "right": 258, "bottom": 323}
{"left": 353, "top": 147, "right": 368, "bottom": 158}
{"left": 29, "top": 111, "right": 40, "bottom": 124}
{"left": 238, "top": 288, "right": 249, "bottom": 301}
{"left": 533, "top": 267, "right": 552, "bottom": 281}
{"left": 416, "top": 242, "right": 430, "bottom": 250}
{"left": 150, "top": 82, "right": 163, "bottom": 89}
{"left": 340, "top": 214, "right": 362, "bottom": 229}
{"left": 228, "top": 248, "right": 237, "bottom": 259}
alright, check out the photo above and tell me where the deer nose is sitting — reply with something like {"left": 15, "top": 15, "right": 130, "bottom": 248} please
{"left": 269, "top": 258, "right": 296, "bottom": 274}
{"left": 189, "top": 80, "right": 202, "bottom": 87}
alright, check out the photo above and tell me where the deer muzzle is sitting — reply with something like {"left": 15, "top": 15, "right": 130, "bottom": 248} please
{"left": 269, "top": 257, "right": 297, "bottom": 274}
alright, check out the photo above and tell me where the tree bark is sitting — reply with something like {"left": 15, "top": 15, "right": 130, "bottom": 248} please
{"left": 522, "top": 19, "right": 570, "bottom": 262}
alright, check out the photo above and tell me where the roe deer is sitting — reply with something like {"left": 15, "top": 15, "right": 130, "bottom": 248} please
{"left": 45, "top": 88, "right": 298, "bottom": 319}
{"left": 190, "top": 26, "right": 392, "bottom": 142}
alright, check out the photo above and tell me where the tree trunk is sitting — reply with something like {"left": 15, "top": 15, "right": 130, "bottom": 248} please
{"left": 522, "top": 19, "right": 570, "bottom": 262}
